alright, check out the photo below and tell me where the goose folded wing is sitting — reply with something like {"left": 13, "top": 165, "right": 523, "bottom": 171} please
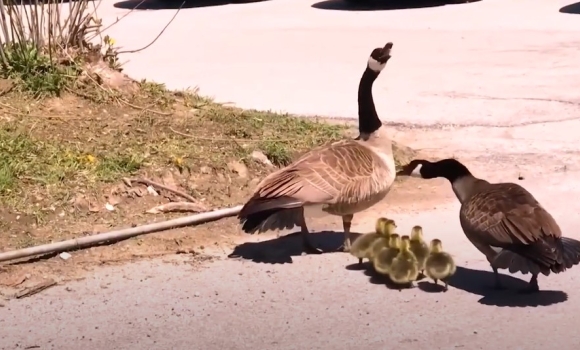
{"left": 255, "top": 141, "right": 377, "bottom": 204}
{"left": 461, "top": 192, "right": 561, "bottom": 247}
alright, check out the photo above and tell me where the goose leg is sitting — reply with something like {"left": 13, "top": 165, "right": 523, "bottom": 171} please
{"left": 492, "top": 266, "right": 507, "bottom": 290}
{"left": 298, "top": 211, "right": 322, "bottom": 255}
{"left": 518, "top": 274, "right": 540, "bottom": 294}
{"left": 339, "top": 214, "right": 354, "bottom": 252}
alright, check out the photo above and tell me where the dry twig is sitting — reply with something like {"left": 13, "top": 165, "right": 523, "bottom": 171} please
{"left": 124, "top": 177, "right": 197, "bottom": 203}
{"left": 14, "top": 279, "right": 57, "bottom": 299}
{"left": 146, "top": 202, "right": 208, "bottom": 214}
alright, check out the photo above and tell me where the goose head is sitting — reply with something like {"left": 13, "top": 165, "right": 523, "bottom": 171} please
{"left": 357, "top": 42, "right": 393, "bottom": 142}
{"left": 368, "top": 42, "right": 393, "bottom": 73}
{"left": 396, "top": 158, "right": 472, "bottom": 183}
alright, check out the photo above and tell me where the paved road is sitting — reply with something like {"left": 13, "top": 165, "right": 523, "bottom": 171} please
{"left": 101, "top": 0, "right": 580, "bottom": 126}
{"left": 4, "top": 172, "right": 580, "bottom": 349}
{"left": 4, "top": 0, "right": 580, "bottom": 349}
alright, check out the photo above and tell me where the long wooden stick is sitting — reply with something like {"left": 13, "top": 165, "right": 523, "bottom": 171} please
{"left": 0, "top": 205, "right": 243, "bottom": 263}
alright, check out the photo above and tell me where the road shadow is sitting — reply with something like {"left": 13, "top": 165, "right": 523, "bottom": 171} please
{"left": 424, "top": 266, "right": 568, "bottom": 307}
{"left": 228, "top": 230, "right": 363, "bottom": 264}
{"left": 311, "top": 0, "right": 480, "bottom": 11}
{"left": 7, "top": 0, "right": 96, "bottom": 4}
{"left": 560, "top": 2, "right": 580, "bottom": 14}
{"left": 113, "top": 0, "right": 268, "bottom": 10}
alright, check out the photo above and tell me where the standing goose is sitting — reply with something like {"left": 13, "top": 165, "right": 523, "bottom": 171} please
{"left": 238, "top": 42, "right": 397, "bottom": 254}
{"left": 396, "top": 158, "right": 580, "bottom": 293}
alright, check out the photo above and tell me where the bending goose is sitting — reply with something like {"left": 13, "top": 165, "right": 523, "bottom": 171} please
{"left": 396, "top": 158, "right": 580, "bottom": 293}
{"left": 238, "top": 42, "right": 397, "bottom": 254}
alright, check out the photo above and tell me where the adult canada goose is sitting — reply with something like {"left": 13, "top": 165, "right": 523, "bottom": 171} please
{"left": 396, "top": 158, "right": 580, "bottom": 293}
{"left": 238, "top": 42, "right": 397, "bottom": 254}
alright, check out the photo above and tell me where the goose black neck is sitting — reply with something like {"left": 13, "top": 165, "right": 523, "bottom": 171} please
{"left": 358, "top": 67, "right": 383, "bottom": 134}
{"left": 432, "top": 159, "right": 473, "bottom": 184}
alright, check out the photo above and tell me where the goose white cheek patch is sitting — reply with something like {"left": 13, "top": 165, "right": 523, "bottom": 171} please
{"left": 410, "top": 164, "right": 423, "bottom": 178}
{"left": 367, "top": 57, "right": 387, "bottom": 72}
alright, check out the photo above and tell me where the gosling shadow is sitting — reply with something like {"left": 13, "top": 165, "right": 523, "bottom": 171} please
{"left": 228, "top": 230, "right": 362, "bottom": 264}
{"left": 417, "top": 281, "right": 447, "bottom": 293}
{"left": 362, "top": 267, "right": 423, "bottom": 290}
{"left": 446, "top": 266, "right": 568, "bottom": 307}
{"left": 345, "top": 260, "right": 371, "bottom": 271}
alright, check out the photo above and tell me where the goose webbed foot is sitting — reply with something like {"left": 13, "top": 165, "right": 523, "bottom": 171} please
{"left": 517, "top": 274, "right": 540, "bottom": 294}
{"left": 302, "top": 234, "right": 323, "bottom": 255}
{"left": 299, "top": 218, "right": 323, "bottom": 255}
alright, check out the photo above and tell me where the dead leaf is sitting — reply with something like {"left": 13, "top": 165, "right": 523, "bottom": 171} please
{"left": 107, "top": 194, "right": 123, "bottom": 206}
{"left": 72, "top": 195, "right": 90, "bottom": 212}
{"left": 227, "top": 160, "right": 248, "bottom": 179}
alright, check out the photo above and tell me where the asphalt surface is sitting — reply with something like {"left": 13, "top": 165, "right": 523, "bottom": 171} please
{"left": 4, "top": 0, "right": 580, "bottom": 349}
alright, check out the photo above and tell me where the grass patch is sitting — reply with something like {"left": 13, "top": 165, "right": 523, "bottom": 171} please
{"left": 0, "top": 83, "right": 347, "bottom": 213}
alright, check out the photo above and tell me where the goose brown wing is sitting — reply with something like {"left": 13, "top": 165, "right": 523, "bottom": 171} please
{"left": 254, "top": 140, "right": 377, "bottom": 204}
{"left": 460, "top": 183, "right": 561, "bottom": 267}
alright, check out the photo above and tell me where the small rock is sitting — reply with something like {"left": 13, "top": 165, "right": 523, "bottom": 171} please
{"left": 227, "top": 160, "right": 248, "bottom": 179}
{"left": 89, "top": 203, "right": 101, "bottom": 213}
{"left": 161, "top": 170, "right": 177, "bottom": 188}
{"left": 105, "top": 203, "right": 115, "bottom": 211}
{"left": 200, "top": 166, "right": 212, "bottom": 174}
{"left": 251, "top": 151, "right": 273, "bottom": 167}
{"left": 59, "top": 252, "right": 72, "bottom": 260}
{"left": 194, "top": 292, "right": 200, "bottom": 297}
{"left": 147, "top": 186, "right": 159, "bottom": 196}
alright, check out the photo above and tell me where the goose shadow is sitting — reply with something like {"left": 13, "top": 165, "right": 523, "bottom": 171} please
{"left": 311, "top": 0, "right": 480, "bottom": 12}
{"left": 417, "top": 266, "right": 568, "bottom": 307}
{"left": 560, "top": 2, "right": 580, "bottom": 14}
{"left": 113, "top": 0, "right": 269, "bottom": 10}
{"left": 228, "top": 231, "right": 363, "bottom": 264}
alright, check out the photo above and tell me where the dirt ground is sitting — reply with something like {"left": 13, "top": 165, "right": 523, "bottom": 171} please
{"left": 0, "top": 78, "right": 419, "bottom": 299}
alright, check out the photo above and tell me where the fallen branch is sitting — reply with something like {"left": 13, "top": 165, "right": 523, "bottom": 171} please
{"left": 0, "top": 205, "right": 243, "bottom": 263}
{"left": 15, "top": 279, "right": 57, "bottom": 299}
{"left": 146, "top": 202, "right": 208, "bottom": 214}
{"left": 124, "top": 177, "right": 197, "bottom": 203}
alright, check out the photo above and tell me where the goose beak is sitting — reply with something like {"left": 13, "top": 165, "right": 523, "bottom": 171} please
{"left": 380, "top": 42, "right": 393, "bottom": 61}
{"left": 396, "top": 163, "right": 411, "bottom": 177}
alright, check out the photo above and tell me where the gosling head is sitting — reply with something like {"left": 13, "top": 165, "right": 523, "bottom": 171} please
{"left": 430, "top": 239, "right": 444, "bottom": 253}
{"left": 375, "top": 217, "right": 397, "bottom": 236}
{"left": 367, "top": 42, "right": 393, "bottom": 73}
{"left": 388, "top": 233, "right": 401, "bottom": 248}
{"left": 375, "top": 217, "right": 389, "bottom": 233}
{"left": 410, "top": 225, "right": 423, "bottom": 240}
{"left": 400, "top": 235, "right": 411, "bottom": 250}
